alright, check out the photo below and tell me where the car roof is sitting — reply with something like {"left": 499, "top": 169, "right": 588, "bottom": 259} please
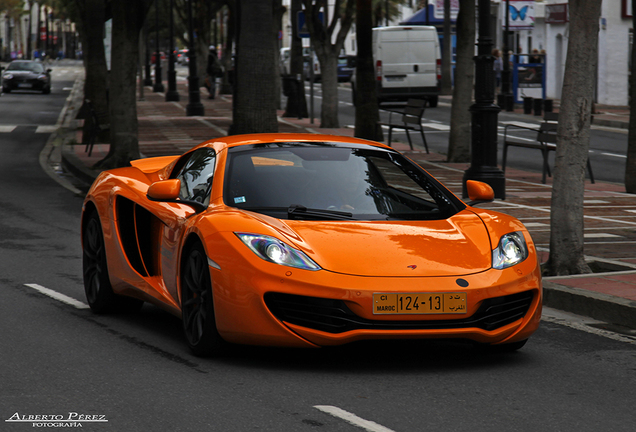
{"left": 191, "top": 133, "right": 392, "bottom": 153}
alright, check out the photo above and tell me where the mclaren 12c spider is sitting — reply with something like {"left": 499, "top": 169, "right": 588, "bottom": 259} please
{"left": 81, "top": 133, "right": 542, "bottom": 356}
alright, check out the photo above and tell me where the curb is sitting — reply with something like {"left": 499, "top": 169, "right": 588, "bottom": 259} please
{"left": 39, "top": 66, "right": 87, "bottom": 196}
{"left": 543, "top": 280, "right": 636, "bottom": 329}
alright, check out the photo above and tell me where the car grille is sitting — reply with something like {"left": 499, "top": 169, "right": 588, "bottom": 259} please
{"left": 264, "top": 291, "right": 534, "bottom": 334}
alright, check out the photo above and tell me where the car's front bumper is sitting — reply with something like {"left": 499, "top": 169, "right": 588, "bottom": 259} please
{"left": 208, "top": 237, "right": 542, "bottom": 348}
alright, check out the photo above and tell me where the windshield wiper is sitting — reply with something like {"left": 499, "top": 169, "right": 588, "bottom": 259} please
{"left": 288, "top": 205, "right": 353, "bottom": 220}
{"left": 238, "top": 205, "right": 354, "bottom": 221}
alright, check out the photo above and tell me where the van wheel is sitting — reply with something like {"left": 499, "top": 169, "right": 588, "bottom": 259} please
{"left": 428, "top": 96, "right": 438, "bottom": 108}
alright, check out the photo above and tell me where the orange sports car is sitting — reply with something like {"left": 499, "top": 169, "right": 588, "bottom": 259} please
{"left": 81, "top": 133, "right": 542, "bottom": 356}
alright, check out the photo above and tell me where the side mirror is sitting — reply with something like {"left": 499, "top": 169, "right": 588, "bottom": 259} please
{"left": 147, "top": 179, "right": 206, "bottom": 213}
{"left": 465, "top": 180, "right": 495, "bottom": 206}
{"left": 148, "top": 179, "right": 180, "bottom": 200}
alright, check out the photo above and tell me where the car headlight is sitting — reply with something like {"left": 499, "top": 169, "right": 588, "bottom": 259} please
{"left": 492, "top": 231, "right": 528, "bottom": 269}
{"left": 235, "top": 233, "right": 321, "bottom": 271}
{"left": 3, "top": 73, "right": 13, "bottom": 80}
{"left": 37, "top": 74, "right": 48, "bottom": 81}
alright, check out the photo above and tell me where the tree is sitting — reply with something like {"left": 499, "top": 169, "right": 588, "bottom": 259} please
{"left": 95, "top": 0, "right": 152, "bottom": 168}
{"left": 545, "top": 0, "right": 602, "bottom": 276}
{"left": 353, "top": 0, "right": 382, "bottom": 141}
{"left": 174, "top": 0, "right": 226, "bottom": 91}
{"left": 74, "top": 0, "right": 110, "bottom": 143}
{"left": 301, "top": 0, "right": 355, "bottom": 128}
{"left": 440, "top": 0, "right": 452, "bottom": 95}
{"left": 446, "top": 0, "right": 473, "bottom": 162}
{"left": 230, "top": 0, "right": 278, "bottom": 134}
{"left": 283, "top": 0, "right": 308, "bottom": 118}
{"left": 626, "top": 0, "right": 636, "bottom": 193}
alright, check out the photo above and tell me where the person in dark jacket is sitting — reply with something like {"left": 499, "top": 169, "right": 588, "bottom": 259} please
{"left": 206, "top": 46, "right": 222, "bottom": 99}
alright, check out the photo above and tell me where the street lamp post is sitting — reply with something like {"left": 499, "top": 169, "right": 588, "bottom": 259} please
{"left": 153, "top": 0, "right": 164, "bottom": 93}
{"left": 186, "top": 0, "right": 204, "bottom": 116}
{"left": 462, "top": 0, "right": 505, "bottom": 199}
{"left": 165, "top": 0, "right": 179, "bottom": 101}
{"left": 498, "top": 0, "right": 514, "bottom": 111}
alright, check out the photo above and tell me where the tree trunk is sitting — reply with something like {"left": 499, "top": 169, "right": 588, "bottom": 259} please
{"left": 440, "top": 0, "right": 452, "bottom": 95}
{"left": 626, "top": 0, "right": 636, "bottom": 193}
{"left": 232, "top": 0, "right": 278, "bottom": 134}
{"left": 96, "top": 0, "right": 151, "bottom": 169}
{"left": 283, "top": 0, "right": 308, "bottom": 118}
{"left": 354, "top": 0, "right": 382, "bottom": 141}
{"left": 301, "top": 0, "right": 356, "bottom": 129}
{"left": 315, "top": 47, "right": 339, "bottom": 128}
{"left": 447, "top": 0, "right": 473, "bottom": 162}
{"left": 545, "top": 0, "right": 602, "bottom": 276}
{"left": 77, "top": 0, "right": 110, "bottom": 143}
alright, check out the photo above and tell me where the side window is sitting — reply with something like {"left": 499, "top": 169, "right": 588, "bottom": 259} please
{"left": 173, "top": 148, "right": 216, "bottom": 206}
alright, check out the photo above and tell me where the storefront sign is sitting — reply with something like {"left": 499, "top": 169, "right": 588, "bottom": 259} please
{"left": 506, "top": 0, "right": 535, "bottom": 30}
{"left": 545, "top": 3, "right": 568, "bottom": 24}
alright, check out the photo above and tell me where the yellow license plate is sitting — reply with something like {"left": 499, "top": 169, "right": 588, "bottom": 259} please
{"left": 373, "top": 292, "right": 467, "bottom": 315}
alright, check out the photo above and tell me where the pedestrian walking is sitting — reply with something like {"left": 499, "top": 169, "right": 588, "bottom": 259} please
{"left": 205, "top": 46, "right": 223, "bottom": 100}
{"left": 493, "top": 49, "right": 503, "bottom": 92}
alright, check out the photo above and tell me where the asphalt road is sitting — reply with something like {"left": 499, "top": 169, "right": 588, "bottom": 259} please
{"left": 302, "top": 81, "right": 628, "bottom": 185}
{"left": 0, "top": 63, "right": 635, "bottom": 431}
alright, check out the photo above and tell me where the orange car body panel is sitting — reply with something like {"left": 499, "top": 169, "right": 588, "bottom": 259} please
{"left": 82, "top": 133, "right": 542, "bottom": 348}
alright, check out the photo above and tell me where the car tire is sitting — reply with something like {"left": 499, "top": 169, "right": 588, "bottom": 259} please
{"left": 428, "top": 96, "right": 438, "bottom": 108}
{"left": 2, "top": 87, "right": 10, "bottom": 93}
{"left": 181, "top": 241, "right": 225, "bottom": 357}
{"left": 83, "top": 210, "right": 143, "bottom": 314}
{"left": 43, "top": 87, "right": 50, "bottom": 95}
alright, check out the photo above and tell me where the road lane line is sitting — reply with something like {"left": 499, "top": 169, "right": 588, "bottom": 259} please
{"left": 601, "top": 152, "right": 627, "bottom": 158}
{"left": 24, "top": 283, "right": 89, "bottom": 309}
{"left": 314, "top": 406, "right": 395, "bottom": 432}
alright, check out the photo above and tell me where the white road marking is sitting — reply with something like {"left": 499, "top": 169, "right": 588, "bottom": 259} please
{"left": 36, "top": 125, "right": 57, "bottom": 133}
{"left": 583, "top": 233, "right": 622, "bottom": 238}
{"left": 422, "top": 123, "right": 450, "bottom": 131}
{"left": 601, "top": 152, "right": 627, "bottom": 159}
{"left": 24, "top": 283, "right": 89, "bottom": 309}
{"left": 314, "top": 406, "right": 395, "bottom": 432}
{"left": 0, "top": 125, "right": 17, "bottom": 133}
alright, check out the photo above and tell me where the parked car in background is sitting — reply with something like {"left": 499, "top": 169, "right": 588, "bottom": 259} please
{"left": 2, "top": 60, "right": 52, "bottom": 94}
{"left": 177, "top": 49, "right": 189, "bottom": 65}
{"left": 337, "top": 55, "right": 356, "bottom": 82}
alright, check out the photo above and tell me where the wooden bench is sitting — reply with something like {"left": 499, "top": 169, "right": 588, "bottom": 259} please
{"left": 502, "top": 113, "right": 595, "bottom": 184}
{"left": 378, "top": 99, "right": 429, "bottom": 153}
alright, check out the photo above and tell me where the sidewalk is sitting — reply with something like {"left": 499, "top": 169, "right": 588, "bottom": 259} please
{"left": 50, "top": 75, "right": 636, "bottom": 332}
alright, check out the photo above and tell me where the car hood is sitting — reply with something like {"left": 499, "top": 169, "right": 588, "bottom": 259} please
{"left": 276, "top": 210, "right": 493, "bottom": 277}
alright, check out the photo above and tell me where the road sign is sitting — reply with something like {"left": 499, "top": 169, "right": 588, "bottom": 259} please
{"left": 297, "top": 11, "right": 323, "bottom": 38}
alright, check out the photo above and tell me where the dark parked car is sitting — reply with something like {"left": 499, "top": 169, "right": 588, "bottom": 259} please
{"left": 337, "top": 55, "right": 356, "bottom": 82}
{"left": 2, "top": 60, "right": 52, "bottom": 94}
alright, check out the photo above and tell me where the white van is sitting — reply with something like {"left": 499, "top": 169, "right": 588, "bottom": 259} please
{"left": 357, "top": 25, "right": 441, "bottom": 107}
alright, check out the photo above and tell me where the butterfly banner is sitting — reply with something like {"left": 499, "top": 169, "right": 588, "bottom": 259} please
{"left": 505, "top": 0, "right": 535, "bottom": 30}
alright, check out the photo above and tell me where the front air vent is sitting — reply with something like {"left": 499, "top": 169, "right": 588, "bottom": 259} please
{"left": 264, "top": 291, "right": 534, "bottom": 334}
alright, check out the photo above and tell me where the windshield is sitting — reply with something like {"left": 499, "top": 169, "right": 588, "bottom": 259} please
{"left": 224, "top": 143, "right": 463, "bottom": 221}
{"left": 7, "top": 62, "right": 44, "bottom": 73}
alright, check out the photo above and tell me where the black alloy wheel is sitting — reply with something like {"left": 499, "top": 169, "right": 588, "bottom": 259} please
{"left": 83, "top": 211, "right": 142, "bottom": 313}
{"left": 181, "top": 241, "right": 224, "bottom": 356}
